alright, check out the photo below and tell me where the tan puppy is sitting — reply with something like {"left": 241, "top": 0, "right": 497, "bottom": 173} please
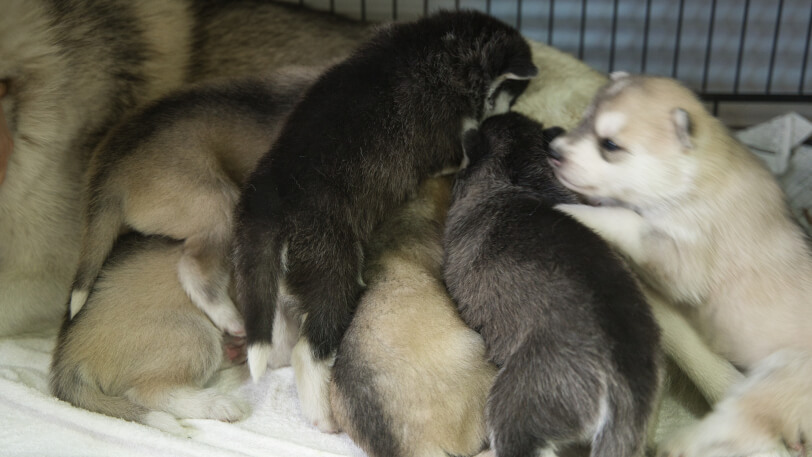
{"left": 330, "top": 176, "right": 496, "bottom": 457}
{"left": 550, "top": 73, "right": 812, "bottom": 457}
{"left": 68, "top": 69, "right": 317, "bottom": 335}
{"left": 51, "top": 235, "right": 250, "bottom": 435}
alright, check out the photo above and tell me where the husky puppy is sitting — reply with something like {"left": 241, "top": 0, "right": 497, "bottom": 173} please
{"left": 51, "top": 235, "right": 250, "bottom": 436}
{"left": 0, "top": 0, "right": 371, "bottom": 336}
{"left": 443, "top": 112, "right": 661, "bottom": 457}
{"left": 233, "top": 10, "right": 537, "bottom": 432}
{"left": 67, "top": 69, "right": 317, "bottom": 335}
{"left": 549, "top": 73, "right": 812, "bottom": 457}
{"left": 330, "top": 176, "right": 496, "bottom": 457}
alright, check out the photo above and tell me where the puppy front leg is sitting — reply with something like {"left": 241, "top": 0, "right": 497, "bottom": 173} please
{"left": 555, "top": 203, "right": 649, "bottom": 264}
{"left": 641, "top": 284, "right": 743, "bottom": 405}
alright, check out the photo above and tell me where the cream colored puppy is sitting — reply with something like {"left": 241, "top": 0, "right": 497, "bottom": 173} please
{"left": 68, "top": 70, "right": 316, "bottom": 335}
{"left": 330, "top": 176, "right": 496, "bottom": 457}
{"left": 549, "top": 73, "right": 812, "bottom": 457}
{"left": 51, "top": 236, "right": 250, "bottom": 436}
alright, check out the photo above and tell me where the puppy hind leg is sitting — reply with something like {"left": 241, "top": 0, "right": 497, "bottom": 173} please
{"left": 486, "top": 363, "right": 564, "bottom": 457}
{"left": 488, "top": 334, "right": 607, "bottom": 457}
{"left": 70, "top": 196, "right": 124, "bottom": 318}
{"left": 178, "top": 233, "right": 244, "bottom": 336}
{"left": 661, "top": 351, "right": 812, "bottom": 457}
{"left": 232, "top": 218, "right": 285, "bottom": 382}
{"left": 266, "top": 296, "right": 299, "bottom": 369}
{"left": 292, "top": 336, "right": 337, "bottom": 433}
{"left": 286, "top": 226, "right": 363, "bottom": 433}
{"left": 126, "top": 384, "right": 249, "bottom": 423}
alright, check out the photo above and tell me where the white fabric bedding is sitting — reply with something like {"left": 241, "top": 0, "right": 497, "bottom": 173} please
{"left": 0, "top": 330, "right": 365, "bottom": 456}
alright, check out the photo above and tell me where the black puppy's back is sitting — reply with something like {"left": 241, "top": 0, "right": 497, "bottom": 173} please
{"left": 444, "top": 113, "right": 660, "bottom": 457}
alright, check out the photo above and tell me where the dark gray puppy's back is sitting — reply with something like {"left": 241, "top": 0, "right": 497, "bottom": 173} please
{"left": 443, "top": 112, "right": 660, "bottom": 457}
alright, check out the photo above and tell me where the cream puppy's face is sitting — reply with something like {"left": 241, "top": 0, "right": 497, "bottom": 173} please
{"left": 549, "top": 74, "right": 700, "bottom": 210}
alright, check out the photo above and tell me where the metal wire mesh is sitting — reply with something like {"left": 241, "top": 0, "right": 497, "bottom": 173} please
{"left": 293, "top": 0, "right": 812, "bottom": 118}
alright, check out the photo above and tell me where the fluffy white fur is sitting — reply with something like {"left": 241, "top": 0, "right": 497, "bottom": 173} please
{"left": 292, "top": 337, "right": 337, "bottom": 433}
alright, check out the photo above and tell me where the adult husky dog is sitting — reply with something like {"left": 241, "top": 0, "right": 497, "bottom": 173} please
{"left": 550, "top": 73, "right": 812, "bottom": 457}
{"left": 0, "top": 0, "right": 371, "bottom": 336}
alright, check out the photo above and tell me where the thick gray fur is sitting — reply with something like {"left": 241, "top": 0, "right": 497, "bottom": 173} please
{"left": 443, "top": 112, "right": 661, "bottom": 457}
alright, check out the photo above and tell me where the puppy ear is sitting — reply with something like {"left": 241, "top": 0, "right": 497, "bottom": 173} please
{"left": 671, "top": 108, "right": 694, "bottom": 150}
{"left": 503, "top": 60, "right": 538, "bottom": 80}
{"left": 462, "top": 128, "right": 488, "bottom": 166}
{"left": 542, "top": 126, "right": 565, "bottom": 144}
{"left": 610, "top": 71, "right": 630, "bottom": 81}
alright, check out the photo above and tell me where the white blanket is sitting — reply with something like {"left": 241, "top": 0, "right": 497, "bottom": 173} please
{"left": 0, "top": 330, "right": 366, "bottom": 456}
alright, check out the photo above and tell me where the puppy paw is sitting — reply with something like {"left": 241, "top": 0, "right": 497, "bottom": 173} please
{"left": 203, "top": 394, "right": 250, "bottom": 423}
{"left": 161, "top": 388, "right": 250, "bottom": 423}
{"left": 207, "top": 302, "right": 246, "bottom": 337}
{"left": 143, "top": 411, "right": 193, "bottom": 437}
{"left": 658, "top": 422, "right": 790, "bottom": 457}
{"left": 297, "top": 368, "right": 338, "bottom": 433}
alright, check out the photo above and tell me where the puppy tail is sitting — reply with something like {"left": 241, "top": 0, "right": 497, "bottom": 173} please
{"left": 232, "top": 210, "right": 285, "bottom": 383}
{"left": 50, "top": 363, "right": 149, "bottom": 424}
{"left": 70, "top": 195, "right": 124, "bottom": 319}
{"left": 589, "top": 397, "right": 647, "bottom": 457}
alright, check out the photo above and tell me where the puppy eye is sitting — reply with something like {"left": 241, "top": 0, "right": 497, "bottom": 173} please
{"left": 600, "top": 138, "right": 621, "bottom": 152}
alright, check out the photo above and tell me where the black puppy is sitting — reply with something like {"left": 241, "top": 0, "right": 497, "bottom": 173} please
{"left": 443, "top": 112, "right": 661, "bottom": 457}
{"left": 232, "top": 11, "right": 536, "bottom": 431}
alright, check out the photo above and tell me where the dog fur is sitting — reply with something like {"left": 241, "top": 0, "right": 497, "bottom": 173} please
{"left": 443, "top": 112, "right": 661, "bottom": 457}
{"left": 330, "top": 176, "right": 496, "bottom": 457}
{"left": 67, "top": 69, "right": 317, "bottom": 335}
{"left": 232, "top": 10, "right": 537, "bottom": 432}
{"left": 51, "top": 235, "right": 250, "bottom": 436}
{"left": 0, "top": 0, "right": 372, "bottom": 336}
{"left": 550, "top": 73, "right": 812, "bottom": 457}
{"left": 511, "top": 50, "right": 745, "bottom": 425}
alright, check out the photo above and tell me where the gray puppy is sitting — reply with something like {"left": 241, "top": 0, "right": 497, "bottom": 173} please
{"left": 444, "top": 112, "right": 661, "bottom": 457}
{"left": 68, "top": 69, "right": 317, "bottom": 335}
